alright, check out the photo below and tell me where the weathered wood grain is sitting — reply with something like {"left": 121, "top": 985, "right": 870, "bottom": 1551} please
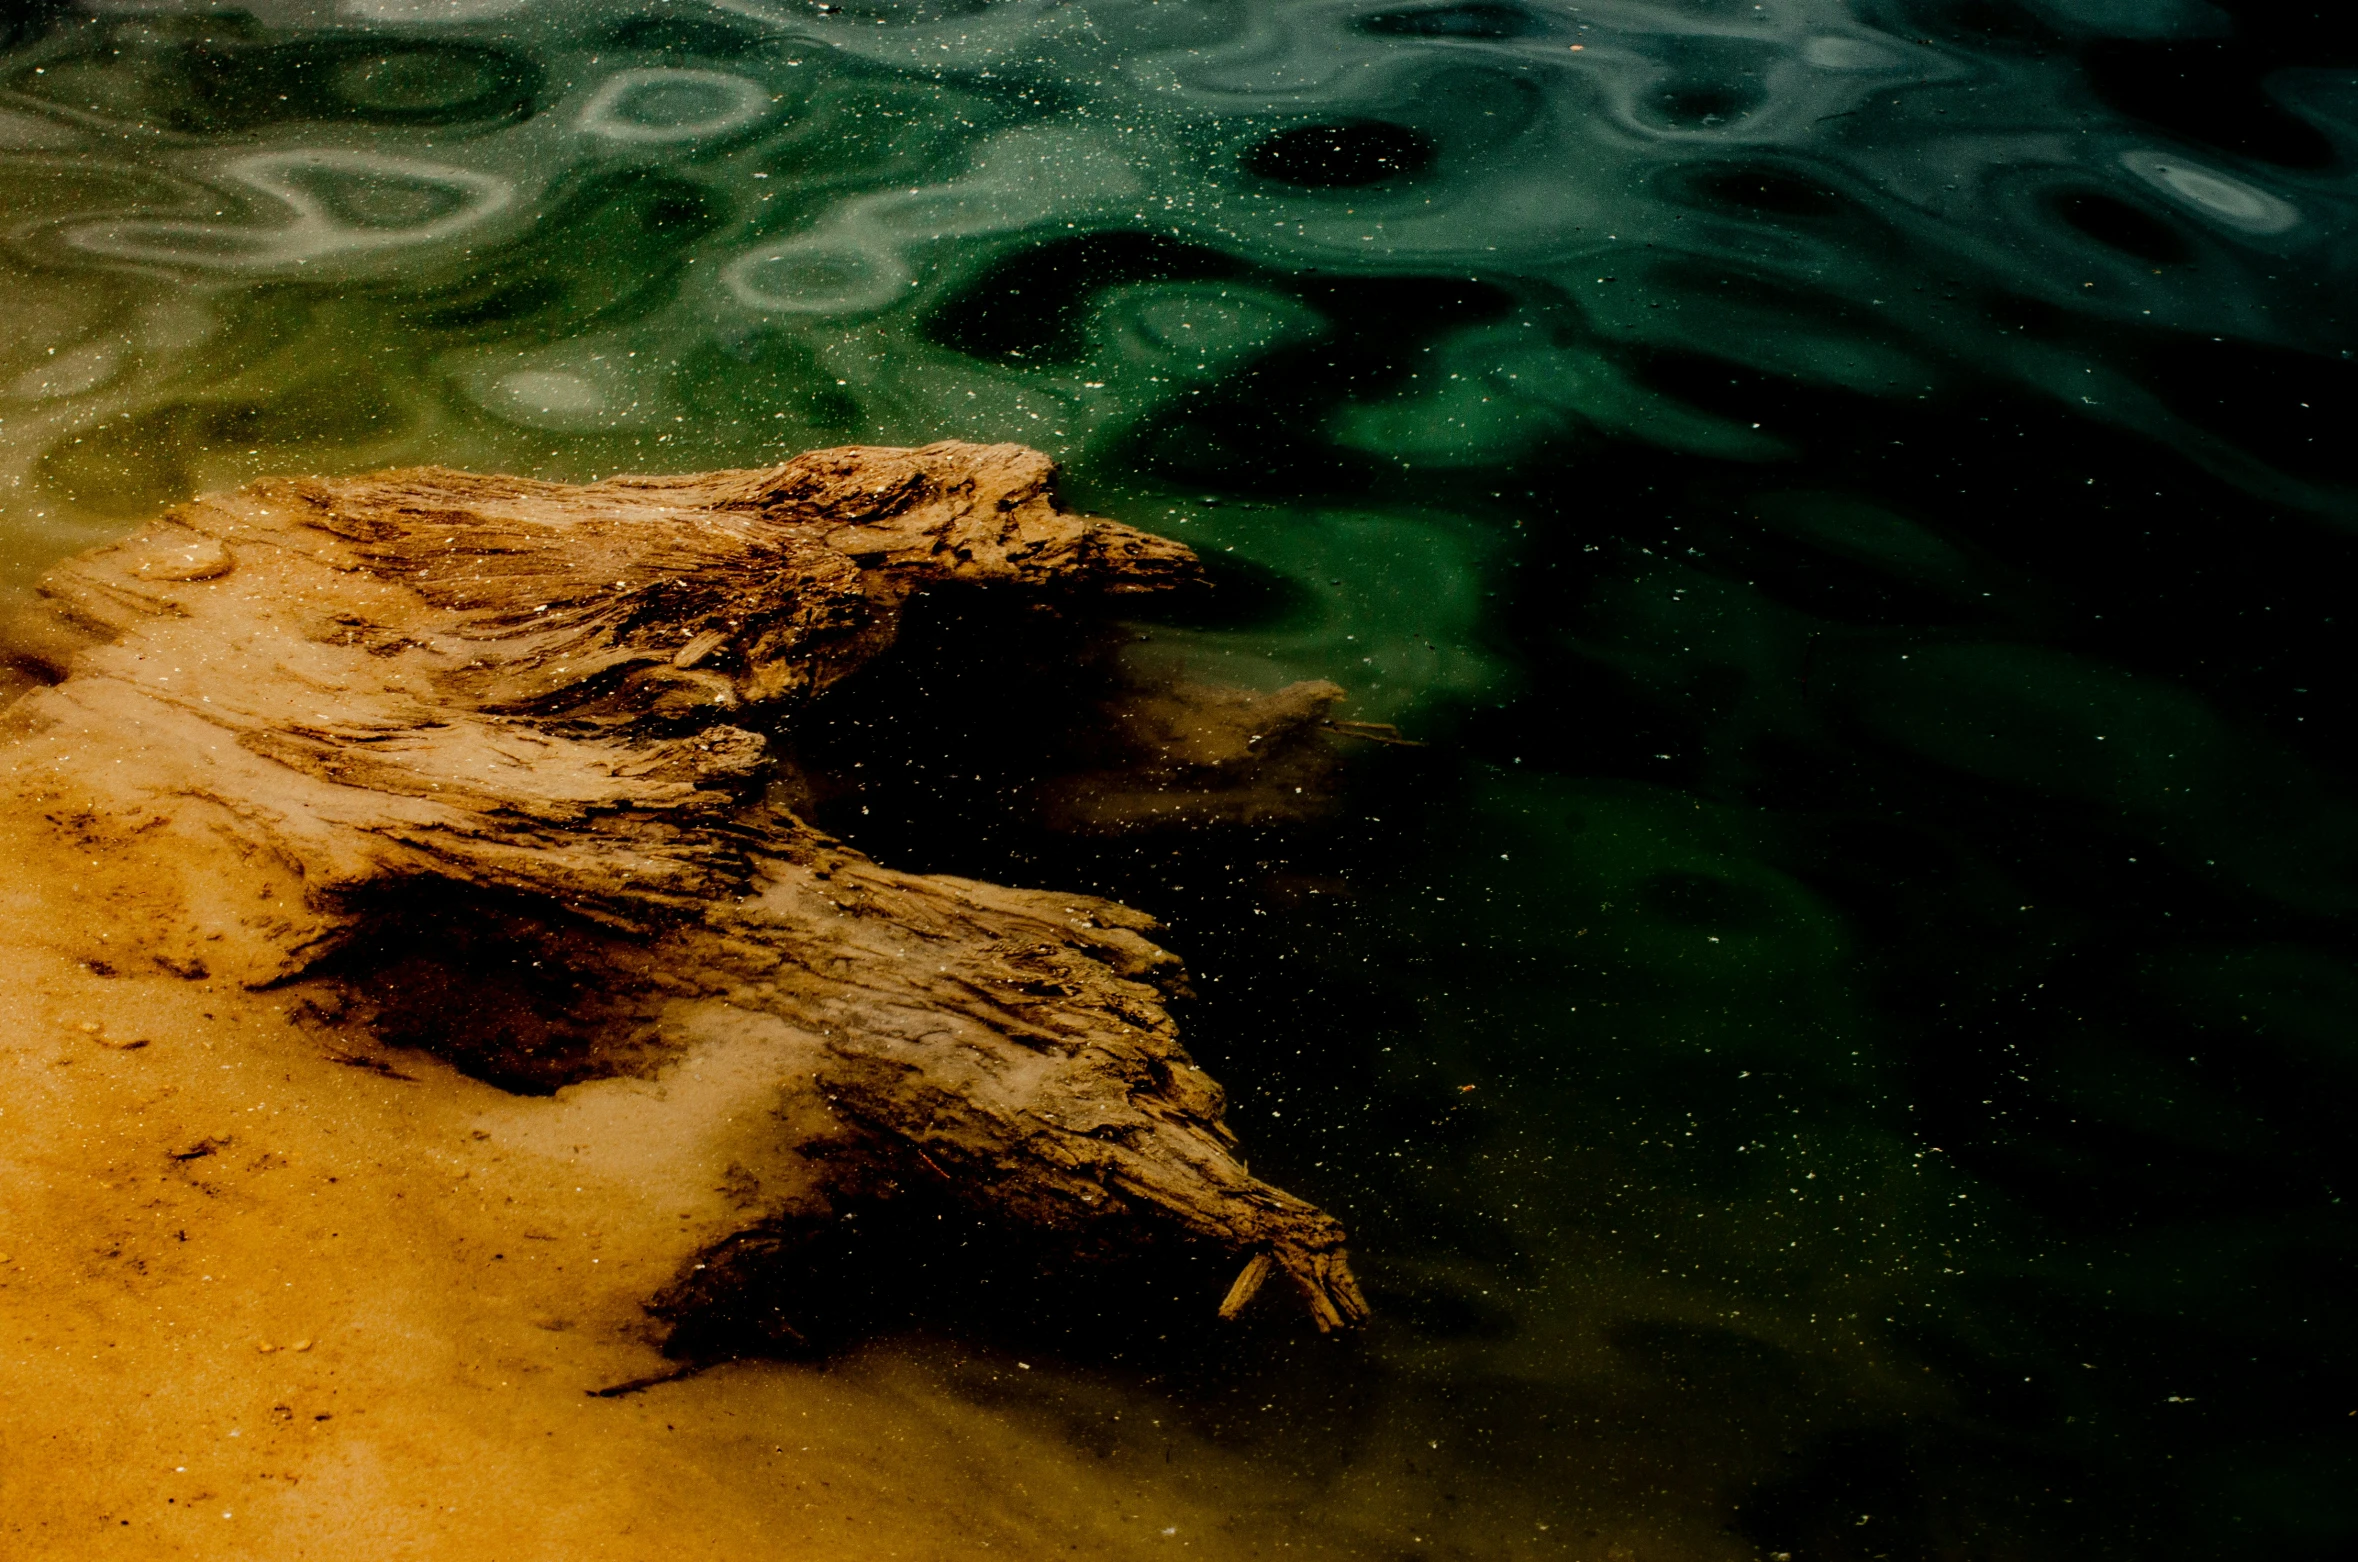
{"left": 0, "top": 440, "right": 1366, "bottom": 1333}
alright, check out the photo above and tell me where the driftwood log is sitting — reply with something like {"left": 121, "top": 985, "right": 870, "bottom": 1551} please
{"left": 0, "top": 441, "right": 1365, "bottom": 1333}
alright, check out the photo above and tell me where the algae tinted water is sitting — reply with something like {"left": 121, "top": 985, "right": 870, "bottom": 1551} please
{"left": 2, "top": 1, "right": 2352, "bottom": 1558}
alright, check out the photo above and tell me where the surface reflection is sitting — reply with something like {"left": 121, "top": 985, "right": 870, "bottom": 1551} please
{"left": 1, "top": 2, "right": 2352, "bottom": 1560}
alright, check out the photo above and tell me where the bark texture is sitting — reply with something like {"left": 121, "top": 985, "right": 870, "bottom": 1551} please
{"left": 0, "top": 441, "right": 1366, "bottom": 1331}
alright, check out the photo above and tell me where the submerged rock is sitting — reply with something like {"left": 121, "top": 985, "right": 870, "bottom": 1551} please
{"left": 0, "top": 440, "right": 1365, "bottom": 1335}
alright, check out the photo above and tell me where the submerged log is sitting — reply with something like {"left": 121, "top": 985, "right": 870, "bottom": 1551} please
{"left": 0, "top": 441, "right": 1366, "bottom": 1332}
{"left": 1036, "top": 676, "right": 1352, "bottom": 834}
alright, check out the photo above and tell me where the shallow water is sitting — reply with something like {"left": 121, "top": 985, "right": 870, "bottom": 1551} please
{"left": 1, "top": 1, "right": 2352, "bottom": 1557}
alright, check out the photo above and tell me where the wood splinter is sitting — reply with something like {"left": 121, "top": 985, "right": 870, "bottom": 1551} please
{"left": 0, "top": 440, "right": 1369, "bottom": 1337}
{"left": 1218, "top": 1252, "right": 1277, "bottom": 1321}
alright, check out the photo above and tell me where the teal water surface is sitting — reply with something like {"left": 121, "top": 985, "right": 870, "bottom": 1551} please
{"left": 3, "top": 2, "right": 2354, "bottom": 1558}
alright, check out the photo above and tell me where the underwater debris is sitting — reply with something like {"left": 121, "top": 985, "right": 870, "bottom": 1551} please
{"left": 1, "top": 440, "right": 1365, "bottom": 1337}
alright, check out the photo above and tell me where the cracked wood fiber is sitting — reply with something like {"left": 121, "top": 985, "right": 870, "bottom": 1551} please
{"left": 1, "top": 440, "right": 1367, "bottom": 1331}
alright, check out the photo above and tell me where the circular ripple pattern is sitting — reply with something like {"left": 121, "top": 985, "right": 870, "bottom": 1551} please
{"left": 1, "top": 3, "right": 2354, "bottom": 1560}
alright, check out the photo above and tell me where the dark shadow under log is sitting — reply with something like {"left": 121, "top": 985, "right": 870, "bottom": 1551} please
{"left": 0, "top": 440, "right": 1366, "bottom": 1336}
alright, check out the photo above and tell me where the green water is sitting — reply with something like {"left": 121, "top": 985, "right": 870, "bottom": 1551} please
{"left": 3, "top": 1, "right": 2354, "bottom": 1557}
